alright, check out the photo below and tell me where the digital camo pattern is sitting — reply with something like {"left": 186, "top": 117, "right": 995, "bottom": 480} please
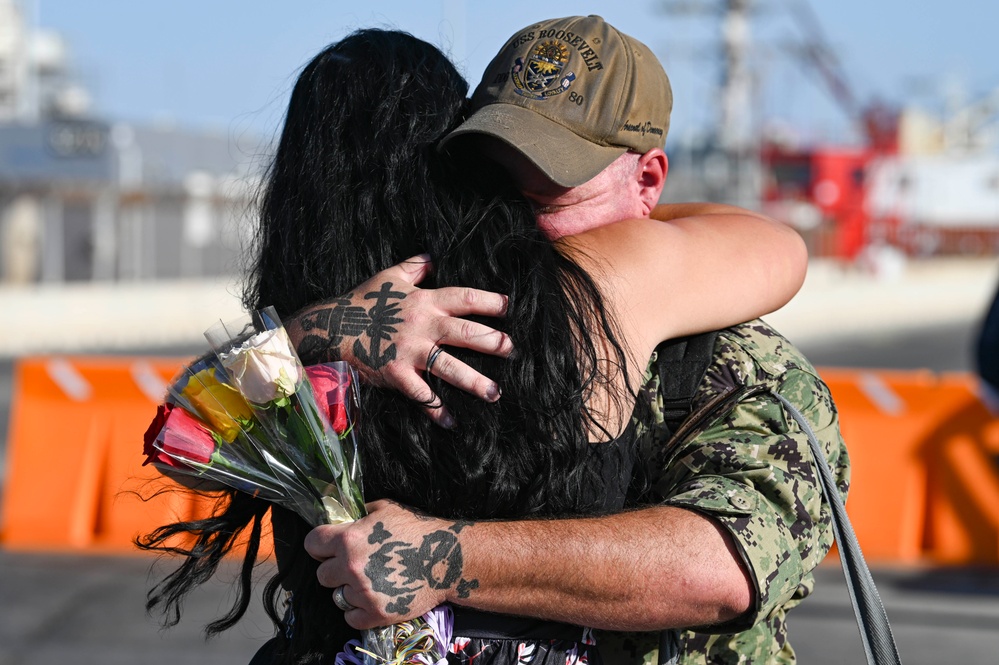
{"left": 597, "top": 319, "right": 850, "bottom": 665}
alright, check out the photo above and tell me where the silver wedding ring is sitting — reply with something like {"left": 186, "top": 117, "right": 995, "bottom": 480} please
{"left": 332, "top": 585, "right": 355, "bottom": 612}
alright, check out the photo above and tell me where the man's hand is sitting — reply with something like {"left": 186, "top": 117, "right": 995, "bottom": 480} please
{"left": 286, "top": 255, "right": 512, "bottom": 427}
{"left": 303, "top": 500, "right": 480, "bottom": 630}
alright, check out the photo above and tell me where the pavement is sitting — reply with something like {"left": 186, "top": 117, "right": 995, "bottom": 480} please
{"left": 2, "top": 255, "right": 999, "bottom": 664}
{"left": 0, "top": 550, "right": 272, "bottom": 665}
{"left": 2, "top": 549, "right": 999, "bottom": 665}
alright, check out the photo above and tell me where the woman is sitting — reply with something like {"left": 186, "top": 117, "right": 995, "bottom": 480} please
{"left": 140, "top": 28, "right": 805, "bottom": 664}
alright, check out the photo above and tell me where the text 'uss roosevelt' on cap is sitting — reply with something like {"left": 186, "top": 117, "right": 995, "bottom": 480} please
{"left": 442, "top": 15, "right": 673, "bottom": 188}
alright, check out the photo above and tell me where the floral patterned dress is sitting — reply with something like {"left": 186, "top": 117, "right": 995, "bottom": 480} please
{"left": 447, "top": 611, "right": 600, "bottom": 665}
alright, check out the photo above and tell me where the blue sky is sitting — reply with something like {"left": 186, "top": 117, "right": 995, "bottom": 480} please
{"left": 30, "top": 0, "right": 998, "bottom": 147}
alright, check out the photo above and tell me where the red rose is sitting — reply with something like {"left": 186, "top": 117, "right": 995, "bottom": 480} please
{"left": 142, "top": 402, "right": 215, "bottom": 468}
{"left": 142, "top": 403, "right": 174, "bottom": 466}
{"left": 162, "top": 408, "right": 216, "bottom": 462}
{"left": 306, "top": 364, "right": 353, "bottom": 435}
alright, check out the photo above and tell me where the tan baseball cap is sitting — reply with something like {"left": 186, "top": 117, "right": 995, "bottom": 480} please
{"left": 442, "top": 15, "right": 672, "bottom": 188}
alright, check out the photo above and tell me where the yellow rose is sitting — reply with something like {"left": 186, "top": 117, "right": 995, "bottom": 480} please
{"left": 181, "top": 367, "right": 253, "bottom": 442}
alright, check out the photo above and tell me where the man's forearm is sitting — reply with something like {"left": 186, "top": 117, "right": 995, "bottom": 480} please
{"left": 448, "top": 505, "right": 753, "bottom": 631}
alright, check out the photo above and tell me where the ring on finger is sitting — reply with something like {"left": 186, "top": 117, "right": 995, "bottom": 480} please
{"left": 425, "top": 345, "right": 447, "bottom": 377}
{"left": 332, "top": 585, "right": 355, "bottom": 612}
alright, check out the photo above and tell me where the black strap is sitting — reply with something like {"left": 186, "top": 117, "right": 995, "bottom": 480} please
{"left": 653, "top": 331, "right": 718, "bottom": 665}
{"left": 654, "top": 331, "right": 719, "bottom": 438}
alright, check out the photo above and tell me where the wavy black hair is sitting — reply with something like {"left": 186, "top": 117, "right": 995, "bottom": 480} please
{"left": 139, "top": 28, "right": 632, "bottom": 664}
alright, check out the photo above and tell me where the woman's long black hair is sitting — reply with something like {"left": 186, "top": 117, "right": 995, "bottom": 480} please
{"left": 138, "top": 28, "right": 632, "bottom": 664}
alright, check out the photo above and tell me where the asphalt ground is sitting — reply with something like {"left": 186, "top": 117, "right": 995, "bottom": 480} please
{"left": 3, "top": 551, "right": 999, "bottom": 665}
{"left": 0, "top": 319, "right": 995, "bottom": 665}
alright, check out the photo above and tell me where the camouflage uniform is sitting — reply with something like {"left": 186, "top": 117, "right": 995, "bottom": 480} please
{"left": 596, "top": 319, "right": 850, "bottom": 665}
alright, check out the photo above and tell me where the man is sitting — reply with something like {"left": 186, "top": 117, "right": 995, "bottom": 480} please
{"left": 291, "top": 15, "right": 847, "bottom": 664}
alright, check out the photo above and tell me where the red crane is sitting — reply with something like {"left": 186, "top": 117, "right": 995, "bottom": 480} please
{"left": 761, "top": 0, "right": 900, "bottom": 259}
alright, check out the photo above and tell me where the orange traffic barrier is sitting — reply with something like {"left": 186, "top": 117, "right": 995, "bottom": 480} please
{"left": 921, "top": 381, "right": 999, "bottom": 565}
{"left": 820, "top": 368, "right": 999, "bottom": 565}
{"left": 4, "top": 356, "right": 999, "bottom": 565}
{"left": 0, "top": 355, "right": 215, "bottom": 552}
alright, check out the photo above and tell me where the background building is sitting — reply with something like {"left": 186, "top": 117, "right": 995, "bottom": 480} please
{"left": 0, "top": 0, "right": 262, "bottom": 287}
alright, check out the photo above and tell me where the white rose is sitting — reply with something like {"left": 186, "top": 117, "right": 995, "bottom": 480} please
{"left": 321, "top": 496, "right": 355, "bottom": 525}
{"left": 220, "top": 327, "right": 303, "bottom": 404}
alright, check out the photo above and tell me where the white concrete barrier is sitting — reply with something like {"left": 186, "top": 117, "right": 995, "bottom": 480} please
{"left": 1, "top": 278, "right": 245, "bottom": 357}
{"left": 764, "top": 257, "right": 999, "bottom": 346}
{"left": 1, "top": 257, "right": 997, "bottom": 357}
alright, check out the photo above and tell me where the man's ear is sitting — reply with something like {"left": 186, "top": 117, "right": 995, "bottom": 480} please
{"left": 636, "top": 149, "right": 668, "bottom": 214}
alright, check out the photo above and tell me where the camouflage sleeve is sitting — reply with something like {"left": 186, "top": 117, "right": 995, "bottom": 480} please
{"left": 651, "top": 365, "right": 848, "bottom": 633}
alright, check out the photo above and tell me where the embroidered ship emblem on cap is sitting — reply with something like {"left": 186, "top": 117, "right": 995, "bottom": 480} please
{"left": 511, "top": 40, "right": 576, "bottom": 101}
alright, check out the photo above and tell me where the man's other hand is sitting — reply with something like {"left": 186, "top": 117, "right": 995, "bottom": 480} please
{"left": 304, "top": 500, "right": 477, "bottom": 630}
{"left": 286, "top": 255, "right": 512, "bottom": 427}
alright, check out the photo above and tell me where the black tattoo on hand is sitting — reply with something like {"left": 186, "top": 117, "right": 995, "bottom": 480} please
{"left": 363, "top": 521, "right": 480, "bottom": 616}
{"left": 385, "top": 594, "right": 416, "bottom": 615}
{"left": 352, "top": 282, "right": 406, "bottom": 370}
{"left": 396, "top": 530, "right": 463, "bottom": 590}
{"left": 295, "top": 295, "right": 363, "bottom": 364}
{"left": 293, "top": 283, "right": 407, "bottom": 369}
{"left": 369, "top": 522, "right": 391, "bottom": 545}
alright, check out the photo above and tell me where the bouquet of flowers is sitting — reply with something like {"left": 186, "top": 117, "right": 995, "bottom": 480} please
{"left": 142, "top": 306, "right": 449, "bottom": 665}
